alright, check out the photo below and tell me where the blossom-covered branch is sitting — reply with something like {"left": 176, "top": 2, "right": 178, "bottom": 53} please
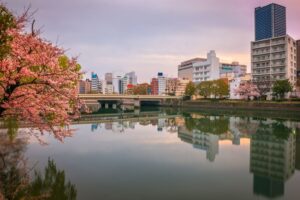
{"left": 0, "top": 5, "right": 82, "bottom": 140}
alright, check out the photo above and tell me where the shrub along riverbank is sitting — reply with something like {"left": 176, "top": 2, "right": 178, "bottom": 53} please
{"left": 182, "top": 99, "right": 300, "bottom": 111}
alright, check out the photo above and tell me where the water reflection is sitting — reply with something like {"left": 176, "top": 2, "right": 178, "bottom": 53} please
{"left": 85, "top": 111, "right": 300, "bottom": 199}
{"left": 250, "top": 120, "right": 296, "bottom": 198}
{"left": 178, "top": 115, "right": 256, "bottom": 161}
{"left": 296, "top": 128, "right": 300, "bottom": 170}
{"left": 2, "top": 109, "right": 300, "bottom": 199}
{"left": 0, "top": 132, "right": 77, "bottom": 199}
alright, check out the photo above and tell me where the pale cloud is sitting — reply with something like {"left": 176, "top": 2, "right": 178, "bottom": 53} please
{"left": 5, "top": 0, "right": 300, "bottom": 82}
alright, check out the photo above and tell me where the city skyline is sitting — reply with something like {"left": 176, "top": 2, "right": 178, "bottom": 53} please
{"left": 5, "top": 0, "right": 300, "bottom": 82}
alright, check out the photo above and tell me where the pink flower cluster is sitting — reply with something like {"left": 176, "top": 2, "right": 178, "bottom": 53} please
{"left": 0, "top": 13, "right": 82, "bottom": 141}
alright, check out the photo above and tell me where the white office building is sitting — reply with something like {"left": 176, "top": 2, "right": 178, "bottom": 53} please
{"left": 91, "top": 72, "right": 102, "bottom": 93}
{"left": 193, "top": 51, "right": 220, "bottom": 83}
{"left": 121, "top": 71, "right": 137, "bottom": 94}
{"left": 179, "top": 51, "right": 247, "bottom": 83}
{"left": 157, "top": 72, "right": 167, "bottom": 95}
{"left": 113, "top": 76, "right": 122, "bottom": 94}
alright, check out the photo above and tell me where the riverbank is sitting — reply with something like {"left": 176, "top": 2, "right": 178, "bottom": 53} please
{"left": 182, "top": 100, "right": 300, "bottom": 112}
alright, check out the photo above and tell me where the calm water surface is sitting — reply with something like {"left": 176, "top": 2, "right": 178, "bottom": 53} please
{"left": 2, "top": 109, "right": 300, "bottom": 200}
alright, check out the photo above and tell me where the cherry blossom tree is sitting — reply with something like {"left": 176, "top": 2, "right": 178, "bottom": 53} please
{"left": 234, "top": 81, "right": 260, "bottom": 100}
{"left": 0, "top": 5, "right": 82, "bottom": 140}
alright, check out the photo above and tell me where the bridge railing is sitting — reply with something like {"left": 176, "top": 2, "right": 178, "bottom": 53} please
{"left": 78, "top": 94, "right": 183, "bottom": 99}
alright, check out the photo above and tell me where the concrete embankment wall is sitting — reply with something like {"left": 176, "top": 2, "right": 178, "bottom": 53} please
{"left": 182, "top": 100, "right": 300, "bottom": 111}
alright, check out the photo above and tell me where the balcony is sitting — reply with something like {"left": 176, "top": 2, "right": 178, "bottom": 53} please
{"left": 270, "top": 71, "right": 285, "bottom": 75}
{"left": 252, "top": 50, "right": 270, "bottom": 55}
{"left": 252, "top": 42, "right": 271, "bottom": 49}
{"left": 252, "top": 58, "right": 271, "bottom": 62}
{"left": 271, "top": 40, "right": 286, "bottom": 46}
{"left": 271, "top": 48, "right": 285, "bottom": 53}
{"left": 271, "top": 55, "right": 286, "bottom": 60}
{"left": 252, "top": 65, "right": 271, "bottom": 69}
{"left": 271, "top": 63, "right": 285, "bottom": 67}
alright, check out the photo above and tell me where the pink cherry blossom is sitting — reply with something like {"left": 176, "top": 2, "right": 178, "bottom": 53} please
{"left": 0, "top": 10, "right": 82, "bottom": 141}
{"left": 234, "top": 81, "right": 260, "bottom": 100}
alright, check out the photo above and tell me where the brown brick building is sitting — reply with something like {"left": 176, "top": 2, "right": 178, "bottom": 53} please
{"left": 150, "top": 78, "right": 158, "bottom": 95}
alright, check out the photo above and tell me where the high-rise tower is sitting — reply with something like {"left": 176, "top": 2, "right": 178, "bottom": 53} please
{"left": 255, "top": 3, "right": 286, "bottom": 41}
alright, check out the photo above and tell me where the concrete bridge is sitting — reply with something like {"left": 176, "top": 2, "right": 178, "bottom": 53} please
{"left": 78, "top": 94, "right": 183, "bottom": 112}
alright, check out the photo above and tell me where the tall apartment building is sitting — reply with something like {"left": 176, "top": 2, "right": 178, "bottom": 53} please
{"left": 105, "top": 73, "right": 113, "bottom": 84}
{"left": 157, "top": 72, "right": 167, "bottom": 95}
{"left": 103, "top": 73, "right": 114, "bottom": 94}
{"left": 91, "top": 72, "right": 102, "bottom": 93}
{"left": 178, "top": 58, "right": 206, "bottom": 81}
{"left": 252, "top": 35, "right": 297, "bottom": 93}
{"left": 255, "top": 3, "right": 286, "bottom": 41}
{"left": 251, "top": 3, "right": 298, "bottom": 95}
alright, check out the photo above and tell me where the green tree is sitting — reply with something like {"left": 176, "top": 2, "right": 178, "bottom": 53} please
{"left": 215, "top": 79, "right": 229, "bottom": 98}
{"left": 207, "top": 79, "right": 229, "bottom": 98}
{"left": 272, "top": 80, "right": 292, "bottom": 99}
{"left": 184, "top": 81, "right": 196, "bottom": 97}
{"left": 197, "top": 81, "right": 212, "bottom": 98}
{"left": 28, "top": 159, "right": 77, "bottom": 200}
{"left": 194, "top": 116, "right": 229, "bottom": 135}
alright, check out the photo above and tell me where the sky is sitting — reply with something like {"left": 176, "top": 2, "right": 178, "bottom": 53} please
{"left": 4, "top": 0, "right": 300, "bottom": 82}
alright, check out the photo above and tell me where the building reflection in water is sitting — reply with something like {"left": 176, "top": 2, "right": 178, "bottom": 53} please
{"left": 250, "top": 120, "right": 296, "bottom": 198}
{"left": 90, "top": 117, "right": 179, "bottom": 134}
{"left": 87, "top": 112, "right": 300, "bottom": 198}
{"left": 296, "top": 128, "right": 300, "bottom": 171}
{"left": 178, "top": 115, "right": 257, "bottom": 162}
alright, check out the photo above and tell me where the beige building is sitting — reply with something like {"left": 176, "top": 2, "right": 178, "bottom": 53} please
{"left": 175, "top": 79, "right": 190, "bottom": 96}
{"left": 178, "top": 58, "right": 206, "bottom": 81}
{"left": 78, "top": 79, "right": 91, "bottom": 94}
{"left": 166, "top": 78, "right": 178, "bottom": 95}
{"left": 251, "top": 35, "right": 297, "bottom": 95}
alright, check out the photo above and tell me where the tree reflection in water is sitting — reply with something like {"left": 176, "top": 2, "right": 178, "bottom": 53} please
{"left": 0, "top": 128, "right": 77, "bottom": 200}
{"left": 181, "top": 113, "right": 297, "bottom": 198}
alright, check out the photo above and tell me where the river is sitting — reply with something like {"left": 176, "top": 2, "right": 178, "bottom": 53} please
{"left": 1, "top": 108, "right": 300, "bottom": 200}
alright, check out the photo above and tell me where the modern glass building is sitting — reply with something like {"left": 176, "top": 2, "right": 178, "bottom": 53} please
{"left": 255, "top": 3, "right": 286, "bottom": 41}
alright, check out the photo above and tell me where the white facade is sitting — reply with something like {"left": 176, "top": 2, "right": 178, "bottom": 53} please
{"left": 220, "top": 63, "right": 247, "bottom": 78}
{"left": 158, "top": 73, "right": 167, "bottom": 95}
{"left": 193, "top": 130, "right": 219, "bottom": 162}
{"left": 179, "top": 51, "right": 246, "bottom": 83}
{"left": 112, "top": 76, "right": 122, "bottom": 94}
{"left": 193, "top": 50, "right": 220, "bottom": 83}
{"left": 103, "top": 82, "right": 113, "bottom": 94}
{"left": 251, "top": 35, "right": 297, "bottom": 94}
{"left": 121, "top": 72, "right": 137, "bottom": 94}
{"left": 126, "top": 71, "right": 137, "bottom": 85}
{"left": 91, "top": 72, "right": 102, "bottom": 93}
